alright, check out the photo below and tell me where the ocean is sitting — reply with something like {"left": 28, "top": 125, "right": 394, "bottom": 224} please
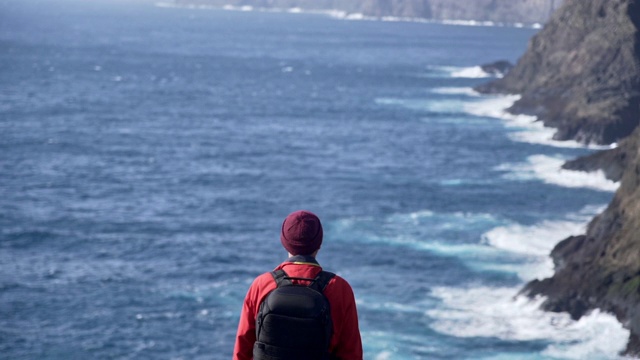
{"left": 0, "top": 0, "right": 630, "bottom": 359}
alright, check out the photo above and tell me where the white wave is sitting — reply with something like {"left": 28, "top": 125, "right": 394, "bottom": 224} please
{"left": 496, "top": 155, "right": 619, "bottom": 192}
{"left": 441, "top": 19, "right": 497, "bottom": 27}
{"left": 430, "top": 87, "right": 480, "bottom": 96}
{"left": 380, "top": 16, "right": 426, "bottom": 23}
{"left": 344, "top": 12, "right": 367, "bottom": 20}
{"left": 333, "top": 221, "right": 499, "bottom": 258}
{"left": 463, "top": 95, "right": 571, "bottom": 149}
{"left": 482, "top": 220, "right": 583, "bottom": 280}
{"left": 333, "top": 206, "right": 610, "bottom": 281}
{"left": 331, "top": 211, "right": 507, "bottom": 269}
{"left": 428, "top": 286, "right": 629, "bottom": 359}
{"left": 451, "top": 66, "right": 491, "bottom": 78}
{"left": 483, "top": 220, "right": 586, "bottom": 257}
{"left": 463, "top": 94, "right": 521, "bottom": 117}
{"left": 463, "top": 95, "right": 578, "bottom": 149}
{"left": 323, "top": 9, "right": 348, "bottom": 18}
{"left": 481, "top": 204, "right": 604, "bottom": 280}
{"left": 463, "top": 95, "right": 612, "bottom": 149}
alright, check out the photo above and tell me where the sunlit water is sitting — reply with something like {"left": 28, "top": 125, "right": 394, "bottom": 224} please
{"left": 0, "top": 1, "right": 628, "bottom": 359}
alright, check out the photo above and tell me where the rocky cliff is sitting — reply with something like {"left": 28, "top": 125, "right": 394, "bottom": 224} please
{"left": 477, "top": 0, "right": 640, "bottom": 355}
{"left": 525, "top": 127, "right": 640, "bottom": 355}
{"left": 477, "top": 0, "right": 640, "bottom": 145}
{"left": 174, "top": 0, "right": 561, "bottom": 25}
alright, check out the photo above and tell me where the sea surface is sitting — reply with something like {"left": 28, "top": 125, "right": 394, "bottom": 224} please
{"left": 0, "top": 0, "right": 630, "bottom": 359}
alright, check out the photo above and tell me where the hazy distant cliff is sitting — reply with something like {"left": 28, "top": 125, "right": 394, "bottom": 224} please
{"left": 477, "top": 0, "right": 640, "bottom": 355}
{"left": 174, "top": 0, "right": 561, "bottom": 25}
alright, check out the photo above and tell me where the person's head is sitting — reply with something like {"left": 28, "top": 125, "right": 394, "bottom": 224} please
{"left": 280, "top": 210, "right": 323, "bottom": 257}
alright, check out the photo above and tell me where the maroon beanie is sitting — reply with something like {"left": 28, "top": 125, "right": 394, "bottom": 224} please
{"left": 280, "top": 210, "right": 323, "bottom": 255}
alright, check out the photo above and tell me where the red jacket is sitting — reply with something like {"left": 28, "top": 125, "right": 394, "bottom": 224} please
{"left": 233, "top": 256, "right": 363, "bottom": 360}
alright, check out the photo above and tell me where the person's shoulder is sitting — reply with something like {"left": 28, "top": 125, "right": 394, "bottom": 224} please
{"left": 251, "top": 271, "right": 277, "bottom": 288}
{"left": 245, "top": 271, "right": 279, "bottom": 301}
{"left": 325, "top": 272, "right": 355, "bottom": 291}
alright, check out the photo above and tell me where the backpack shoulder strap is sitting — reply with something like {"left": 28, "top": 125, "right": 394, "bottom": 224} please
{"left": 270, "top": 269, "right": 291, "bottom": 287}
{"left": 310, "top": 271, "right": 336, "bottom": 293}
{"left": 271, "top": 269, "right": 336, "bottom": 291}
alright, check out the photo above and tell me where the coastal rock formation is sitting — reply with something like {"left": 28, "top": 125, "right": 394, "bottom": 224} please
{"left": 174, "top": 0, "right": 561, "bottom": 25}
{"left": 480, "top": 60, "right": 514, "bottom": 78}
{"left": 477, "top": 0, "right": 640, "bottom": 355}
{"left": 525, "top": 127, "right": 640, "bottom": 355}
{"left": 476, "top": 0, "right": 640, "bottom": 145}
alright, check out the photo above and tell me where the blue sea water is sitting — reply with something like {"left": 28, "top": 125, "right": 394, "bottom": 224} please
{"left": 0, "top": 0, "right": 629, "bottom": 359}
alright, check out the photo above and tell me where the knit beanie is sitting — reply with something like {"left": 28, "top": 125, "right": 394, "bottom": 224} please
{"left": 280, "top": 210, "right": 323, "bottom": 255}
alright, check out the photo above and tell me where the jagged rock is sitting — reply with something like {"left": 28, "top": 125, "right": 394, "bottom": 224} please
{"left": 562, "top": 147, "right": 627, "bottom": 182}
{"left": 522, "top": 128, "right": 640, "bottom": 356}
{"left": 480, "top": 60, "right": 513, "bottom": 77}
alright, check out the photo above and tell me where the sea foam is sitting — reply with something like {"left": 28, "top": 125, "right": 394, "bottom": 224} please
{"left": 430, "top": 87, "right": 480, "bottom": 96}
{"left": 481, "top": 204, "right": 606, "bottom": 280}
{"left": 463, "top": 95, "right": 613, "bottom": 150}
{"left": 425, "top": 65, "right": 493, "bottom": 79}
{"left": 496, "top": 155, "right": 619, "bottom": 192}
{"left": 428, "top": 286, "right": 629, "bottom": 359}
{"left": 450, "top": 66, "right": 492, "bottom": 78}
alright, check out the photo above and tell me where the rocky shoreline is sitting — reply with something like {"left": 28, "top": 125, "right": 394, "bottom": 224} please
{"left": 476, "top": 0, "right": 640, "bottom": 356}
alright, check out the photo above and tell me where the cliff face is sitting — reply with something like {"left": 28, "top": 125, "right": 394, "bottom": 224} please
{"left": 175, "top": 0, "right": 560, "bottom": 25}
{"left": 525, "top": 127, "right": 640, "bottom": 354}
{"left": 475, "top": 0, "right": 640, "bottom": 355}
{"left": 478, "top": 0, "right": 640, "bottom": 145}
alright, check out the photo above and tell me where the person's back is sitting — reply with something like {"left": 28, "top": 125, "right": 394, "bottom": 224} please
{"left": 233, "top": 210, "right": 363, "bottom": 360}
{"left": 253, "top": 267, "right": 335, "bottom": 359}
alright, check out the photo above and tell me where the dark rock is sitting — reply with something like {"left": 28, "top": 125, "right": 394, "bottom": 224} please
{"left": 627, "top": 332, "right": 640, "bottom": 357}
{"left": 562, "top": 148, "right": 626, "bottom": 182}
{"left": 549, "top": 235, "right": 586, "bottom": 271}
{"left": 480, "top": 60, "right": 513, "bottom": 77}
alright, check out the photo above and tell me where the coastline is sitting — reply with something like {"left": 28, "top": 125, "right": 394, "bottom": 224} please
{"left": 430, "top": 84, "right": 629, "bottom": 357}
{"left": 154, "top": 2, "right": 544, "bottom": 29}
{"left": 473, "top": 0, "right": 640, "bottom": 354}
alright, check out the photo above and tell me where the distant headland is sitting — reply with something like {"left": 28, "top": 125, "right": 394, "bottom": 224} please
{"left": 168, "top": 0, "right": 562, "bottom": 27}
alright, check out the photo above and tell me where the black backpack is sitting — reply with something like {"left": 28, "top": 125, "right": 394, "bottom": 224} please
{"left": 253, "top": 269, "right": 336, "bottom": 360}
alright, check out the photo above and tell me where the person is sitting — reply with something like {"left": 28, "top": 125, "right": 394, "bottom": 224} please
{"left": 233, "top": 210, "right": 363, "bottom": 360}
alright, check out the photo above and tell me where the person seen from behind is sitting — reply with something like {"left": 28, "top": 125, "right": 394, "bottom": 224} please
{"left": 233, "top": 210, "right": 363, "bottom": 359}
